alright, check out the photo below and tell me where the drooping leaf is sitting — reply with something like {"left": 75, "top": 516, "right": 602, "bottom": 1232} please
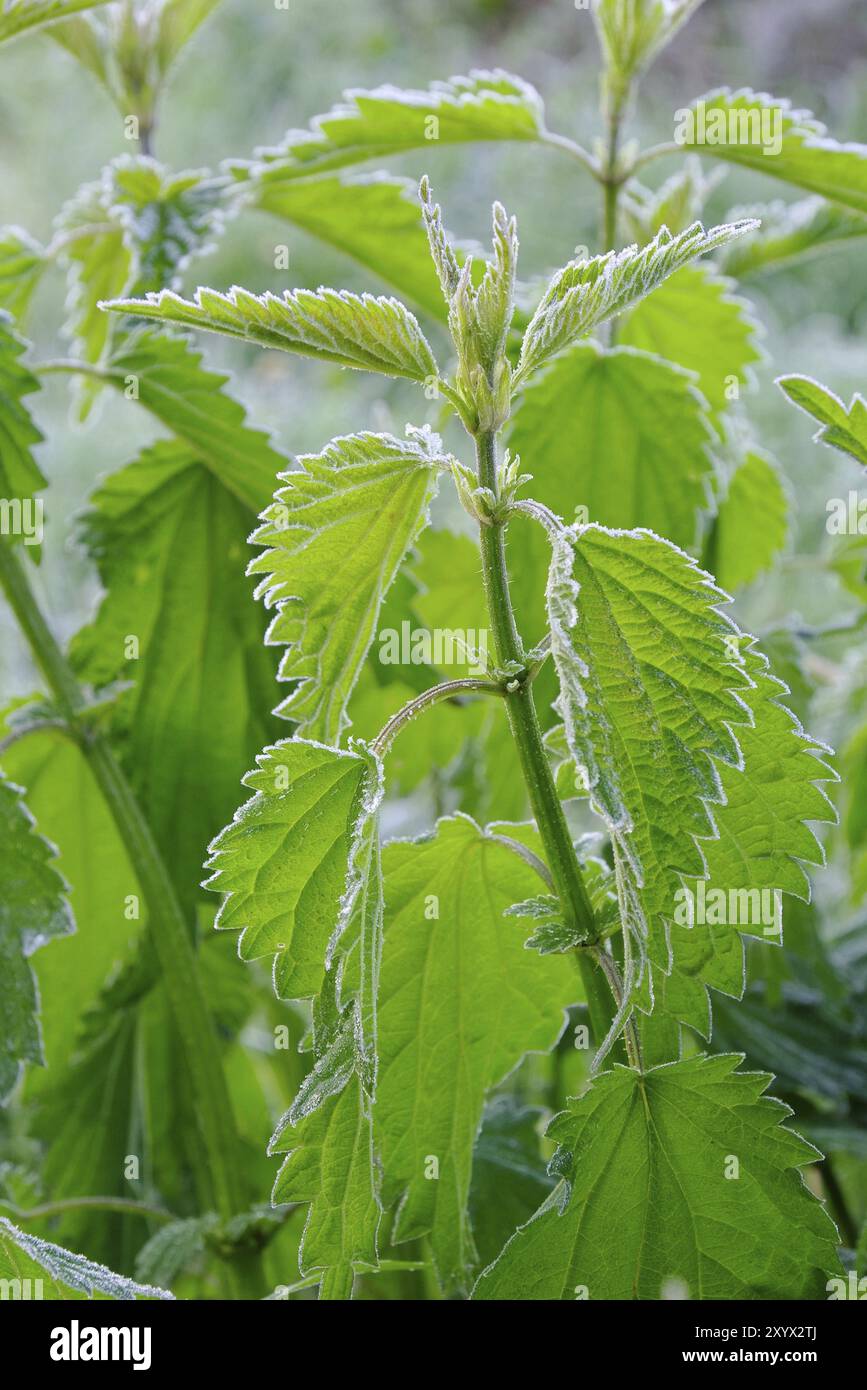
{"left": 271, "top": 1070, "right": 380, "bottom": 1301}
{"left": 546, "top": 524, "right": 753, "bottom": 1033}
{"left": 203, "top": 738, "right": 376, "bottom": 1001}
{"left": 708, "top": 450, "right": 789, "bottom": 591}
{"left": 245, "top": 173, "right": 449, "bottom": 321}
{"left": 69, "top": 440, "right": 282, "bottom": 900}
{"left": 778, "top": 374, "right": 867, "bottom": 471}
{"left": 0, "top": 227, "right": 45, "bottom": 320}
{"left": 376, "top": 815, "right": 578, "bottom": 1291}
{"left": 0, "top": 1218, "right": 174, "bottom": 1300}
{"left": 248, "top": 428, "right": 443, "bottom": 744}
{"left": 618, "top": 264, "right": 762, "bottom": 419}
{"left": 0, "top": 312, "right": 46, "bottom": 503}
{"left": 515, "top": 218, "right": 758, "bottom": 384}
{"left": 233, "top": 70, "right": 547, "bottom": 180}
{"left": 0, "top": 775, "right": 74, "bottom": 1102}
{"left": 720, "top": 198, "right": 867, "bottom": 279}
{"left": 103, "top": 284, "right": 439, "bottom": 382}
{"left": 510, "top": 343, "right": 716, "bottom": 549}
{"left": 679, "top": 89, "right": 867, "bottom": 215}
{"left": 0, "top": 0, "right": 111, "bottom": 44}
{"left": 473, "top": 1054, "right": 840, "bottom": 1300}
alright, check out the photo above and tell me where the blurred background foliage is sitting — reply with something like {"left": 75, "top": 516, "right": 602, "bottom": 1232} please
{"left": 3, "top": 0, "right": 867, "bottom": 1297}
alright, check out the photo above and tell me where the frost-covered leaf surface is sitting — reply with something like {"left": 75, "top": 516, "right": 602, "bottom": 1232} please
{"left": 720, "top": 198, "right": 867, "bottom": 279}
{"left": 593, "top": 0, "right": 708, "bottom": 83}
{"left": 618, "top": 264, "right": 762, "bottom": 419}
{"left": 0, "top": 1218, "right": 174, "bottom": 1299}
{"left": 104, "top": 283, "right": 439, "bottom": 382}
{"left": 681, "top": 89, "right": 867, "bottom": 214}
{"left": 510, "top": 343, "right": 715, "bottom": 549}
{"left": 0, "top": 0, "right": 111, "bottom": 43}
{"left": 778, "top": 374, "right": 867, "bottom": 471}
{"left": 204, "top": 739, "right": 376, "bottom": 1001}
{"left": 473, "top": 1054, "right": 840, "bottom": 1300}
{"left": 376, "top": 815, "right": 578, "bottom": 1291}
{"left": 234, "top": 70, "right": 547, "bottom": 178}
{"left": 0, "top": 313, "right": 46, "bottom": 501}
{"left": 709, "top": 451, "right": 789, "bottom": 591}
{"left": 516, "top": 219, "right": 757, "bottom": 383}
{"left": 248, "top": 429, "right": 443, "bottom": 744}
{"left": 0, "top": 776, "right": 74, "bottom": 1102}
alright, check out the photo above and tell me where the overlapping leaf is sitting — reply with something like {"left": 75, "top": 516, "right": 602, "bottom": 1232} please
{"left": 618, "top": 264, "right": 762, "bottom": 419}
{"left": 247, "top": 172, "right": 448, "bottom": 320}
{"left": 248, "top": 428, "right": 443, "bottom": 744}
{"left": 104, "top": 284, "right": 439, "bottom": 382}
{"left": 510, "top": 343, "right": 716, "bottom": 549}
{"left": 720, "top": 198, "right": 867, "bottom": 279}
{"left": 473, "top": 1054, "right": 840, "bottom": 1300}
{"left": 516, "top": 218, "right": 758, "bottom": 384}
{"left": 0, "top": 1219, "right": 174, "bottom": 1300}
{"left": 0, "top": 776, "right": 74, "bottom": 1102}
{"left": 592, "top": 0, "right": 707, "bottom": 85}
{"left": 707, "top": 450, "right": 788, "bottom": 592}
{"left": 233, "top": 70, "right": 547, "bottom": 179}
{"left": 376, "top": 815, "right": 578, "bottom": 1291}
{"left": 203, "top": 738, "right": 378, "bottom": 1002}
{"left": 680, "top": 89, "right": 867, "bottom": 214}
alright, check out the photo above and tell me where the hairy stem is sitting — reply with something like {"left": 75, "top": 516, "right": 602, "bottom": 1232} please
{"left": 371, "top": 677, "right": 502, "bottom": 758}
{"left": 473, "top": 430, "right": 617, "bottom": 1055}
{"left": 0, "top": 542, "right": 260, "bottom": 1296}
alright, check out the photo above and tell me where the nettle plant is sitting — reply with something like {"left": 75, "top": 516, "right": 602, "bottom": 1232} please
{"left": 2, "top": 0, "right": 867, "bottom": 1300}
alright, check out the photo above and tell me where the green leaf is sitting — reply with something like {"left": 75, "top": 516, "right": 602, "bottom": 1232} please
{"left": 155, "top": 0, "right": 222, "bottom": 74}
{"left": 720, "top": 198, "right": 867, "bottom": 279}
{"left": 377, "top": 815, "right": 578, "bottom": 1291}
{"left": 510, "top": 343, "right": 716, "bottom": 549}
{"left": 680, "top": 89, "right": 867, "bottom": 215}
{"left": 233, "top": 70, "right": 547, "bottom": 180}
{"left": 203, "top": 738, "right": 376, "bottom": 1001}
{"left": 247, "top": 173, "right": 449, "bottom": 321}
{"left": 0, "top": 227, "right": 45, "bottom": 320}
{"left": 593, "top": 0, "right": 707, "bottom": 86}
{"left": 546, "top": 524, "right": 753, "bottom": 1035}
{"left": 473, "top": 1054, "right": 840, "bottom": 1300}
{"left": 709, "top": 450, "right": 789, "bottom": 592}
{"left": 516, "top": 218, "right": 758, "bottom": 384}
{"left": 69, "top": 440, "right": 282, "bottom": 900}
{"left": 56, "top": 156, "right": 228, "bottom": 416}
{"left": 0, "top": 313, "right": 46, "bottom": 503}
{"left": 0, "top": 1218, "right": 174, "bottom": 1299}
{"left": 778, "top": 374, "right": 867, "bottom": 471}
{"left": 0, "top": 0, "right": 111, "bottom": 44}
{"left": 0, "top": 776, "right": 74, "bottom": 1102}
{"left": 104, "top": 284, "right": 439, "bottom": 382}
{"left": 271, "top": 1070, "right": 380, "bottom": 1300}
{"left": 657, "top": 648, "right": 837, "bottom": 1039}
{"left": 469, "top": 1097, "right": 554, "bottom": 1271}
{"left": 618, "top": 264, "right": 762, "bottom": 419}
{"left": 94, "top": 328, "right": 286, "bottom": 511}
{"left": 248, "top": 429, "right": 443, "bottom": 744}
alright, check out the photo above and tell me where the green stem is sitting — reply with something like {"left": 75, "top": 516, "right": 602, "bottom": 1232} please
{"left": 372, "top": 677, "right": 502, "bottom": 758}
{"left": 473, "top": 431, "right": 616, "bottom": 1055}
{"left": 0, "top": 542, "right": 260, "bottom": 1296}
{"left": 0, "top": 1196, "right": 173, "bottom": 1224}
